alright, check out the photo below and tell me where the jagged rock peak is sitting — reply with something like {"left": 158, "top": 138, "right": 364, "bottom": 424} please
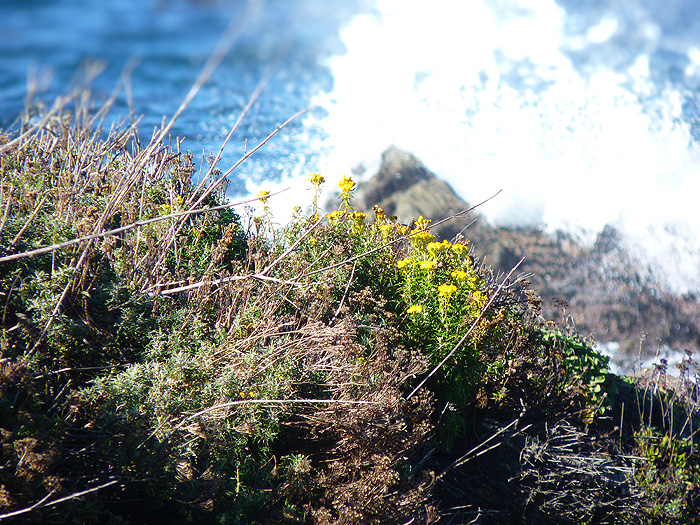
{"left": 378, "top": 146, "right": 433, "bottom": 182}
{"left": 593, "top": 224, "right": 623, "bottom": 254}
{"left": 357, "top": 146, "right": 436, "bottom": 206}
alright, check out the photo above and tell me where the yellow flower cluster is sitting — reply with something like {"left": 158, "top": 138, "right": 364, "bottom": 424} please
{"left": 257, "top": 190, "right": 270, "bottom": 205}
{"left": 309, "top": 174, "right": 324, "bottom": 219}
{"left": 397, "top": 258, "right": 412, "bottom": 269}
{"left": 472, "top": 290, "right": 486, "bottom": 306}
{"left": 426, "top": 240, "right": 452, "bottom": 254}
{"left": 438, "top": 283, "right": 458, "bottom": 298}
{"left": 380, "top": 222, "right": 393, "bottom": 237}
{"left": 239, "top": 391, "right": 256, "bottom": 399}
{"left": 411, "top": 230, "right": 436, "bottom": 244}
{"left": 426, "top": 239, "right": 469, "bottom": 258}
{"left": 419, "top": 260, "right": 437, "bottom": 271}
{"left": 373, "top": 205, "right": 386, "bottom": 222}
{"left": 338, "top": 175, "right": 356, "bottom": 194}
{"left": 409, "top": 216, "right": 435, "bottom": 244}
{"left": 327, "top": 210, "right": 343, "bottom": 225}
{"left": 451, "top": 270, "right": 469, "bottom": 281}
{"left": 309, "top": 172, "right": 325, "bottom": 187}
{"left": 407, "top": 304, "right": 423, "bottom": 314}
{"left": 175, "top": 195, "right": 185, "bottom": 207}
{"left": 350, "top": 211, "right": 366, "bottom": 224}
{"left": 451, "top": 242, "right": 468, "bottom": 255}
{"left": 349, "top": 211, "right": 366, "bottom": 234}
{"left": 413, "top": 216, "right": 431, "bottom": 229}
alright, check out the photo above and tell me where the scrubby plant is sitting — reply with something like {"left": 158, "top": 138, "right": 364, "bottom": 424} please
{"left": 625, "top": 351, "right": 700, "bottom": 524}
{"left": 3, "top": 86, "right": 700, "bottom": 524}
{"left": 634, "top": 425, "right": 700, "bottom": 523}
{"left": 542, "top": 328, "right": 618, "bottom": 424}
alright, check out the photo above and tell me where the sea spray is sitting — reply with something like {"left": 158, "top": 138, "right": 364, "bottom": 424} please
{"left": 304, "top": 0, "right": 700, "bottom": 294}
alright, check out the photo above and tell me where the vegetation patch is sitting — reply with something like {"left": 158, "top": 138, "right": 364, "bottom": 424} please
{"left": 0, "top": 92, "right": 699, "bottom": 524}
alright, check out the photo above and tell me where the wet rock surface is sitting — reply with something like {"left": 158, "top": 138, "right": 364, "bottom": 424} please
{"left": 352, "top": 147, "right": 700, "bottom": 368}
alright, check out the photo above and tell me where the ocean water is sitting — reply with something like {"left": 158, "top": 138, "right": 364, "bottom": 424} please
{"left": 1, "top": 0, "right": 699, "bottom": 294}
{"left": 0, "top": 0, "right": 373, "bottom": 189}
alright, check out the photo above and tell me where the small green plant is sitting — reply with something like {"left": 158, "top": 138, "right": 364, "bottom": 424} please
{"left": 634, "top": 425, "right": 700, "bottom": 523}
{"left": 396, "top": 224, "right": 490, "bottom": 407}
{"left": 543, "top": 329, "right": 617, "bottom": 423}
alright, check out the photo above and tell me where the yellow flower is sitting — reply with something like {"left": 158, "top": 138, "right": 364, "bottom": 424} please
{"left": 411, "top": 230, "right": 436, "bottom": 244}
{"left": 192, "top": 227, "right": 203, "bottom": 246}
{"left": 395, "top": 224, "right": 409, "bottom": 236}
{"left": 309, "top": 172, "right": 325, "bottom": 187}
{"left": 419, "top": 260, "right": 437, "bottom": 271}
{"left": 397, "top": 258, "right": 412, "bottom": 269}
{"left": 438, "top": 283, "right": 458, "bottom": 298}
{"left": 350, "top": 211, "right": 366, "bottom": 223}
{"left": 413, "top": 216, "right": 431, "bottom": 229}
{"left": 451, "top": 270, "right": 469, "bottom": 281}
{"left": 327, "top": 210, "right": 343, "bottom": 225}
{"left": 349, "top": 211, "right": 366, "bottom": 234}
{"left": 410, "top": 217, "right": 435, "bottom": 244}
{"left": 338, "top": 175, "right": 356, "bottom": 194}
{"left": 257, "top": 190, "right": 270, "bottom": 204}
{"left": 373, "top": 205, "right": 386, "bottom": 222}
{"left": 407, "top": 304, "right": 423, "bottom": 315}
{"left": 427, "top": 241, "right": 441, "bottom": 253}
{"left": 427, "top": 240, "right": 453, "bottom": 256}
{"left": 175, "top": 195, "right": 185, "bottom": 207}
{"left": 451, "top": 242, "right": 468, "bottom": 255}
{"left": 160, "top": 203, "right": 171, "bottom": 215}
{"left": 380, "top": 223, "right": 393, "bottom": 237}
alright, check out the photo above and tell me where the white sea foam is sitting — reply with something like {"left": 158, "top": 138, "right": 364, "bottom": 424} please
{"left": 296, "top": 0, "right": 700, "bottom": 294}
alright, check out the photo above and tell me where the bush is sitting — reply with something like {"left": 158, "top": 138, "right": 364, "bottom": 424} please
{"left": 1, "top": 95, "right": 699, "bottom": 524}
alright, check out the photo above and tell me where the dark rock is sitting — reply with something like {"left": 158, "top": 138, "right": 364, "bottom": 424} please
{"left": 352, "top": 147, "right": 700, "bottom": 366}
{"left": 593, "top": 223, "right": 623, "bottom": 253}
{"left": 352, "top": 146, "right": 496, "bottom": 245}
{"left": 355, "top": 146, "right": 434, "bottom": 205}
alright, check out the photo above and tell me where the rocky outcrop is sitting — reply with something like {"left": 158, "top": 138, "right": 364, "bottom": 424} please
{"left": 352, "top": 147, "right": 498, "bottom": 246}
{"left": 351, "top": 147, "right": 700, "bottom": 368}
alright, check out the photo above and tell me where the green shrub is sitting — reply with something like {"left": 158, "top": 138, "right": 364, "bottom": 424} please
{"left": 3, "top": 99, "right": 699, "bottom": 524}
{"left": 542, "top": 328, "right": 618, "bottom": 423}
{"left": 634, "top": 425, "right": 700, "bottom": 523}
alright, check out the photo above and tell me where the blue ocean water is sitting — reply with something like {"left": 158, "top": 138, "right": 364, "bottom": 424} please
{"left": 0, "top": 0, "right": 373, "bottom": 192}
{"left": 1, "top": 0, "right": 699, "bottom": 293}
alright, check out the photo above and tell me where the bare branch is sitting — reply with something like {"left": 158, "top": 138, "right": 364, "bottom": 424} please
{"left": 0, "top": 480, "right": 119, "bottom": 520}
{"left": 0, "top": 191, "right": 286, "bottom": 265}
